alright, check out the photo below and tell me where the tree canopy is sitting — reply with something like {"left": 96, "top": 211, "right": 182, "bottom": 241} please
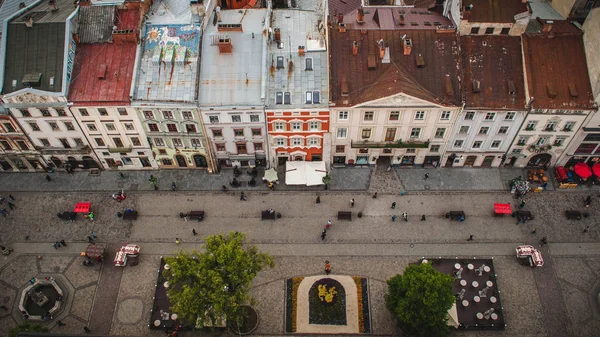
{"left": 8, "top": 322, "right": 49, "bottom": 337}
{"left": 385, "top": 262, "right": 455, "bottom": 337}
{"left": 163, "top": 232, "right": 274, "bottom": 327}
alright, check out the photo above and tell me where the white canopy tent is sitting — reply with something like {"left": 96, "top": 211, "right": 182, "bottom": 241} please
{"left": 285, "top": 161, "right": 327, "bottom": 186}
{"left": 447, "top": 303, "right": 459, "bottom": 328}
{"left": 263, "top": 168, "right": 279, "bottom": 182}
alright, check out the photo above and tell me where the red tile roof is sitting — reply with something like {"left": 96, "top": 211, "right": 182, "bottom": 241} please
{"left": 463, "top": 0, "right": 529, "bottom": 23}
{"left": 461, "top": 36, "right": 526, "bottom": 110}
{"left": 329, "top": 29, "right": 461, "bottom": 107}
{"left": 328, "top": 0, "right": 362, "bottom": 17}
{"left": 522, "top": 32, "right": 595, "bottom": 110}
{"left": 68, "top": 8, "right": 140, "bottom": 105}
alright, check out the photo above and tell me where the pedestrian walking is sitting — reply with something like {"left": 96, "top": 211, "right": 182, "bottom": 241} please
{"left": 316, "top": 195, "right": 321, "bottom": 204}
{"left": 540, "top": 237, "right": 548, "bottom": 246}
{"left": 424, "top": 173, "right": 429, "bottom": 180}
{"left": 119, "top": 172, "right": 125, "bottom": 180}
{"left": 91, "top": 231, "right": 97, "bottom": 239}
{"left": 221, "top": 185, "right": 228, "bottom": 193}
{"left": 56, "top": 320, "right": 66, "bottom": 326}
{"left": 516, "top": 217, "right": 521, "bottom": 225}
{"left": 421, "top": 215, "right": 426, "bottom": 221}
{"left": 583, "top": 225, "right": 590, "bottom": 233}
{"left": 0, "top": 209, "right": 7, "bottom": 217}
{"left": 585, "top": 195, "right": 592, "bottom": 207}
{"left": 45, "top": 175, "right": 52, "bottom": 182}
{"left": 519, "top": 199, "right": 526, "bottom": 209}
{"left": 350, "top": 198, "right": 355, "bottom": 207}
{"left": 402, "top": 212, "right": 408, "bottom": 222}
{"left": 9, "top": 194, "right": 15, "bottom": 201}
{"left": 391, "top": 202, "right": 396, "bottom": 209}
{"left": 321, "top": 229, "right": 327, "bottom": 241}
{"left": 372, "top": 192, "right": 378, "bottom": 199}
{"left": 7, "top": 202, "right": 14, "bottom": 210}
{"left": 86, "top": 236, "right": 94, "bottom": 243}
{"left": 467, "top": 235, "right": 474, "bottom": 241}
{"left": 240, "top": 192, "right": 246, "bottom": 201}
{"left": 324, "top": 260, "right": 331, "bottom": 275}
{"left": 192, "top": 229, "right": 197, "bottom": 236}
{"left": 83, "top": 326, "right": 91, "bottom": 334}
{"left": 326, "top": 220, "right": 332, "bottom": 230}
{"left": 60, "top": 240, "right": 67, "bottom": 246}
{"left": 175, "top": 238, "right": 181, "bottom": 244}
{"left": 531, "top": 228, "right": 537, "bottom": 234}
{"left": 391, "top": 215, "right": 397, "bottom": 222}
{"left": 53, "top": 242, "right": 58, "bottom": 249}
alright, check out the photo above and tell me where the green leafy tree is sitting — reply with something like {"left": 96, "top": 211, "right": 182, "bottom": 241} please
{"left": 385, "top": 262, "right": 455, "bottom": 337}
{"left": 163, "top": 232, "right": 274, "bottom": 327}
{"left": 8, "top": 322, "right": 49, "bottom": 337}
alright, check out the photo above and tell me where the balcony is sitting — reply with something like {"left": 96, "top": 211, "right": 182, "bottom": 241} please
{"left": 108, "top": 146, "right": 133, "bottom": 153}
{"left": 351, "top": 139, "right": 430, "bottom": 149}
{"left": 37, "top": 145, "right": 91, "bottom": 155}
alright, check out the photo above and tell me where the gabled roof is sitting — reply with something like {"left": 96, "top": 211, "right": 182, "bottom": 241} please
{"left": 461, "top": 36, "right": 526, "bottom": 110}
{"left": 68, "top": 8, "right": 140, "bottom": 105}
{"left": 2, "top": 0, "right": 76, "bottom": 94}
{"left": 522, "top": 27, "right": 595, "bottom": 109}
{"left": 329, "top": 28, "right": 461, "bottom": 107}
{"left": 462, "top": 0, "right": 529, "bottom": 23}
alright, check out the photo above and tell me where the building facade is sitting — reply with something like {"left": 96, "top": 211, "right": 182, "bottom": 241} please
{"left": 0, "top": 0, "right": 100, "bottom": 171}
{"left": 507, "top": 21, "right": 597, "bottom": 168}
{"left": 132, "top": 0, "right": 214, "bottom": 171}
{"left": 68, "top": 2, "right": 155, "bottom": 170}
{"left": 265, "top": 2, "right": 330, "bottom": 167}
{"left": 198, "top": 7, "right": 270, "bottom": 169}
{"left": 328, "top": 5, "right": 461, "bottom": 167}
{"left": 446, "top": 36, "right": 527, "bottom": 168}
{"left": 0, "top": 106, "right": 43, "bottom": 171}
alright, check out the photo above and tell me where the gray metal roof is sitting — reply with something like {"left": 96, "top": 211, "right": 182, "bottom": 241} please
{"left": 198, "top": 9, "right": 268, "bottom": 107}
{"left": 77, "top": 5, "right": 115, "bottom": 43}
{"left": 2, "top": 0, "right": 75, "bottom": 94}
{"left": 266, "top": 9, "right": 328, "bottom": 109}
{"left": 0, "top": 0, "right": 37, "bottom": 38}
{"left": 146, "top": 0, "right": 193, "bottom": 25}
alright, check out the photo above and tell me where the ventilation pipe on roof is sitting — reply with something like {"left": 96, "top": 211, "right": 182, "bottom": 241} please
{"left": 24, "top": 15, "right": 33, "bottom": 27}
{"left": 378, "top": 39, "right": 385, "bottom": 59}
{"left": 357, "top": 8, "right": 365, "bottom": 24}
{"left": 49, "top": 0, "right": 58, "bottom": 11}
{"left": 403, "top": 39, "right": 412, "bottom": 55}
{"left": 19, "top": 2, "right": 26, "bottom": 9}
{"left": 352, "top": 41, "right": 359, "bottom": 56}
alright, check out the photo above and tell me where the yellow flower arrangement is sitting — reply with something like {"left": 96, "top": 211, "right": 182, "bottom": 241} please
{"left": 353, "top": 276, "right": 365, "bottom": 333}
{"left": 318, "top": 284, "right": 337, "bottom": 303}
{"left": 291, "top": 277, "right": 304, "bottom": 332}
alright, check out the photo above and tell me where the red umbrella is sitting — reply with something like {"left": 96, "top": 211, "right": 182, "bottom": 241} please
{"left": 573, "top": 163, "right": 592, "bottom": 179}
{"left": 592, "top": 163, "right": 600, "bottom": 178}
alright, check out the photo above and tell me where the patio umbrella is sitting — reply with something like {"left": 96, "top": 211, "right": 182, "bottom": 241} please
{"left": 263, "top": 168, "right": 279, "bottom": 182}
{"left": 592, "top": 163, "right": 600, "bottom": 178}
{"left": 573, "top": 162, "right": 592, "bottom": 179}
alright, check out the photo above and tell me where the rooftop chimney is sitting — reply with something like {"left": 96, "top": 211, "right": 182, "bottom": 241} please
{"left": 399, "top": 14, "right": 405, "bottom": 25}
{"left": 568, "top": 83, "right": 578, "bottom": 97}
{"left": 352, "top": 41, "right": 359, "bottom": 56}
{"left": 444, "top": 74, "right": 454, "bottom": 97}
{"left": 341, "top": 80, "right": 349, "bottom": 97}
{"left": 298, "top": 46, "right": 305, "bottom": 56}
{"left": 357, "top": 8, "right": 365, "bottom": 23}
{"left": 274, "top": 28, "right": 281, "bottom": 43}
{"left": 339, "top": 23, "right": 347, "bottom": 33}
{"left": 19, "top": 2, "right": 25, "bottom": 9}
{"left": 337, "top": 13, "right": 344, "bottom": 24}
{"left": 403, "top": 39, "right": 412, "bottom": 55}
{"left": 416, "top": 54, "right": 425, "bottom": 68}
{"left": 24, "top": 15, "right": 33, "bottom": 27}
{"left": 49, "top": 0, "right": 58, "bottom": 11}
{"left": 472, "top": 80, "right": 481, "bottom": 93}
{"left": 546, "top": 83, "right": 557, "bottom": 98}
{"left": 378, "top": 39, "right": 385, "bottom": 59}
{"left": 97, "top": 64, "right": 107, "bottom": 79}
{"left": 218, "top": 38, "right": 232, "bottom": 54}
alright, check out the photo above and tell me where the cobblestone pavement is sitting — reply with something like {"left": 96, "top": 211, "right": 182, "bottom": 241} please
{"left": 368, "top": 164, "right": 404, "bottom": 194}
{"left": 1, "top": 188, "right": 599, "bottom": 337}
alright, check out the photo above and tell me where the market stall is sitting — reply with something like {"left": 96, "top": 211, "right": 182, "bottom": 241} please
{"left": 573, "top": 162, "right": 592, "bottom": 181}
{"left": 493, "top": 203, "right": 512, "bottom": 216}
{"left": 515, "top": 245, "right": 544, "bottom": 267}
{"left": 114, "top": 244, "right": 140, "bottom": 267}
{"left": 510, "top": 177, "right": 530, "bottom": 197}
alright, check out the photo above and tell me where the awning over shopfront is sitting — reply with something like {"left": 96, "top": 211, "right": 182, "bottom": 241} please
{"left": 592, "top": 163, "right": 600, "bottom": 178}
{"left": 285, "top": 161, "right": 327, "bottom": 186}
{"left": 574, "top": 162, "right": 592, "bottom": 179}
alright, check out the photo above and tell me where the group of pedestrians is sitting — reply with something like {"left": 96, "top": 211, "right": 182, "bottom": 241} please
{"left": 0, "top": 194, "right": 16, "bottom": 217}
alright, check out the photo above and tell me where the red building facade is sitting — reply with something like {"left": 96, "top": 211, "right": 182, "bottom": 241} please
{"left": 266, "top": 111, "right": 330, "bottom": 166}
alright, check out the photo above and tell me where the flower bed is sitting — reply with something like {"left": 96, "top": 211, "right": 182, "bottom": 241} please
{"left": 308, "top": 278, "right": 346, "bottom": 325}
{"left": 353, "top": 276, "right": 371, "bottom": 333}
{"left": 285, "top": 277, "right": 304, "bottom": 332}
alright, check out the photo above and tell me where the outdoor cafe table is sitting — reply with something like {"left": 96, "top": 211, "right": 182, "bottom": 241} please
{"left": 74, "top": 202, "right": 91, "bottom": 213}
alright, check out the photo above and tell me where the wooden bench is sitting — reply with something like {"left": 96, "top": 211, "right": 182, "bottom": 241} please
{"left": 122, "top": 211, "right": 138, "bottom": 221}
{"left": 58, "top": 212, "right": 77, "bottom": 222}
{"left": 262, "top": 210, "right": 276, "bottom": 220}
{"left": 513, "top": 210, "right": 534, "bottom": 220}
{"left": 565, "top": 210, "right": 582, "bottom": 220}
{"left": 445, "top": 211, "right": 465, "bottom": 221}
{"left": 186, "top": 211, "right": 205, "bottom": 221}
{"left": 337, "top": 211, "right": 352, "bottom": 221}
